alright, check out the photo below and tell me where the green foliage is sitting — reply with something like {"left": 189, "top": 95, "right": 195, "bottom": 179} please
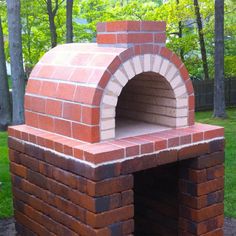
{"left": 0, "top": 0, "right": 235, "bottom": 78}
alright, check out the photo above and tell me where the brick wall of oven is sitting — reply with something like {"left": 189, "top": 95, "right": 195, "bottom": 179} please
{"left": 116, "top": 72, "right": 186, "bottom": 127}
{"left": 9, "top": 137, "right": 224, "bottom": 236}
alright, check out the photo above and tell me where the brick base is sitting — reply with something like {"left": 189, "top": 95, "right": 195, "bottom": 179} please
{"left": 9, "top": 138, "right": 224, "bottom": 236}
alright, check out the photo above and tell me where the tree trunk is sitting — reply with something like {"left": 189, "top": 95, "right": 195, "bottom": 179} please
{"left": 213, "top": 0, "right": 226, "bottom": 118}
{"left": 6, "top": 0, "right": 25, "bottom": 125}
{"left": 176, "top": 0, "right": 184, "bottom": 62}
{"left": 66, "top": 0, "right": 73, "bottom": 43}
{"left": 193, "top": 0, "right": 209, "bottom": 80}
{"left": 46, "top": 0, "right": 58, "bottom": 48}
{"left": 0, "top": 17, "right": 11, "bottom": 130}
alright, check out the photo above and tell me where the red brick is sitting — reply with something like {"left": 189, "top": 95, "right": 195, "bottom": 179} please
{"left": 8, "top": 127, "right": 15, "bottom": 137}
{"left": 179, "top": 65, "right": 190, "bottom": 81}
{"left": 179, "top": 214, "right": 224, "bottom": 235}
{"left": 82, "top": 142, "right": 124, "bottom": 163}
{"left": 122, "top": 219, "right": 134, "bottom": 235}
{"left": 29, "top": 96, "right": 46, "bottom": 113}
{"left": 74, "top": 86, "right": 102, "bottom": 106}
{"left": 141, "top": 21, "right": 166, "bottom": 31}
{"left": 178, "top": 143, "right": 209, "bottom": 161}
{"left": 201, "top": 228, "right": 223, "bottom": 236}
{"left": 153, "top": 44, "right": 161, "bottom": 54}
{"left": 90, "top": 54, "right": 117, "bottom": 67}
{"left": 38, "top": 65, "right": 55, "bottom": 78}
{"left": 86, "top": 205, "right": 134, "bottom": 228}
{"left": 187, "top": 168, "right": 207, "bottom": 183}
{"left": 186, "top": 152, "right": 224, "bottom": 169}
{"left": 204, "top": 127, "right": 224, "bottom": 139}
{"left": 69, "top": 67, "right": 92, "bottom": 83}
{"left": 63, "top": 102, "right": 81, "bottom": 122}
{"left": 117, "top": 33, "right": 153, "bottom": 44}
{"left": 56, "top": 83, "right": 76, "bottom": 101}
{"left": 140, "top": 44, "right": 153, "bottom": 54}
{"left": 119, "top": 47, "right": 135, "bottom": 61}
{"left": 197, "top": 178, "right": 224, "bottom": 196}
{"left": 180, "top": 203, "right": 224, "bottom": 222}
{"left": 45, "top": 99, "right": 62, "bottom": 117}
{"left": 136, "top": 134, "right": 167, "bottom": 151}
{"left": 97, "top": 33, "right": 117, "bottom": 44}
{"left": 70, "top": 53, "right": 93, "bottom": 66}
{"left": 160, "top": 47, "right": 173, "bottom": 59}
{"left": 154, "top": 33, "right": 166, "bottom": 43}
{"left": 82, "top": 106, "right": 100, "bottom": 125}
{"left": 25, "top": 111, "right": 39, "bottom": 128}
{"left": 107, "top": 21, "right": 140, "bottom": 32}
{"left": 52, "top": 65, "right": 74, "bottom": 81}
{"left": 72, "top": 123, "right": 99, "bottom": 143}
{"left": 188, "top": 110, "right": 195, "bottom": 126}
{"left": 88, "top": 69, "right": 111, "bottom": 88}
{"left": 86, "top": 175, "right": 133, "bottom": 197}
{"left": 54, "top": 119, "right": 72, "bottom": 137}
{"left": 107, "top": 56, "right": 122, "bottom": 74}
{"left": 180, "top": 134, "right": 192, "bottom": 145}
{"left": 170, "top": 53, "right": 183, "bottom": 68}
{"left": 10, "top": 162, "right": 27, "bottom": 178}
{"left": 15, "top": 210, "right": 52, "bottom": 236}
{"left": 121, "top": 190, "right": 133, "bottom": 206}
{"left": 134, "top": 44, "right": 141, "bottom": 55}
{"left": 110, "top": 140, "right": 139, "bottom": 157}
{"left": 51, "top": 168, "right": 76, "bottom": 189}
{"left": 207, "top": 165, "right": 224, "bottom": 180}
{"left": 40, "top": 81, "right": 58, "bottom": 98}
{"left": 186, "top": 79, "right": 194, "bottom": 95}
{"left": 180, "top": 190, "right": 224, "bottom": 210}
{"left": 157, "top": 150, "right": 178, "bottom": 165}
{"left": 24, "top": 95, "right": 31, "bottom": 110}
{"left": 122, "top": 137, "right": 154, "bottom": 154}
{"left": 188, "top": 95, "right": 195, "bottom": 110}
{"left": 38, "top": 114, "right": 54, "bottom": 132}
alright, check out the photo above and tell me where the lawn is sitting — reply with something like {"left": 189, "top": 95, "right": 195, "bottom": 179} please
{"left": 0, "top": 131, "right": 13, "bottom": 218}
{"left": 0, "top": 109, "right": 235, "bottom": 219}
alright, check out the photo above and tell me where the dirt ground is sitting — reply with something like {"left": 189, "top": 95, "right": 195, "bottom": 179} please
{"left": 0, "top": 217, "right": 236, "bottom": 236}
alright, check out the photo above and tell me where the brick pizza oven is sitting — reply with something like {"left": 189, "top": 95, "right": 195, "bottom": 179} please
{"left": 8, "top": 21, "right": 225, "bottom": 236}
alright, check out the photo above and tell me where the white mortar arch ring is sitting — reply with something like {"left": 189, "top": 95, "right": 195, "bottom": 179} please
{"left": 100, "top": 53, "right": 190, "bottom": 141}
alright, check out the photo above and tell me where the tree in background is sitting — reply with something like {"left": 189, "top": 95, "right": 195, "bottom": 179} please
{"left": 43, "top": 0, "right": 65, "bottom": 48}
{"left": 66, "top": 0, "right": 73, "bottom": 43}
{"left": 0, "top": 16, "right": 11, "bottom": 130}
{"left": 193, "top": 0, "right": 209, "bottom": 80}
{"left": 213, "top": 0, "right": 226, "bottom": 118}
{"left": 6, "top": 0, "right": 25, "bottom": 125}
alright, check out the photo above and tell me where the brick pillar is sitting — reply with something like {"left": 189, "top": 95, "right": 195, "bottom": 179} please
{"left": 179, "top": 152, "right": 225, "bottom": 236}
{"left": 96, "top": 21, "right": 166, "bottom": 47}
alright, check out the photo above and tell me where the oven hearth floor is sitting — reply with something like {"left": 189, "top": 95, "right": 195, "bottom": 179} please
{"left": 115, "top": 118, "right": 171, "bottom": 139}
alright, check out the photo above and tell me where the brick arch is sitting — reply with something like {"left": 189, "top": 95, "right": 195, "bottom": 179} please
{"left": 99, "top": 45, "right": 195, "bottom": 141}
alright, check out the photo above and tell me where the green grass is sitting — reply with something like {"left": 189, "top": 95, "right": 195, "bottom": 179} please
{"left": 195, "top": 108, "right": 236, "bottom": 218}
{"left": 0, "top": 131, "right": 13, "bottom": 218}
{"left": 0, "top": 109, "right": 235, "bottom": 219}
